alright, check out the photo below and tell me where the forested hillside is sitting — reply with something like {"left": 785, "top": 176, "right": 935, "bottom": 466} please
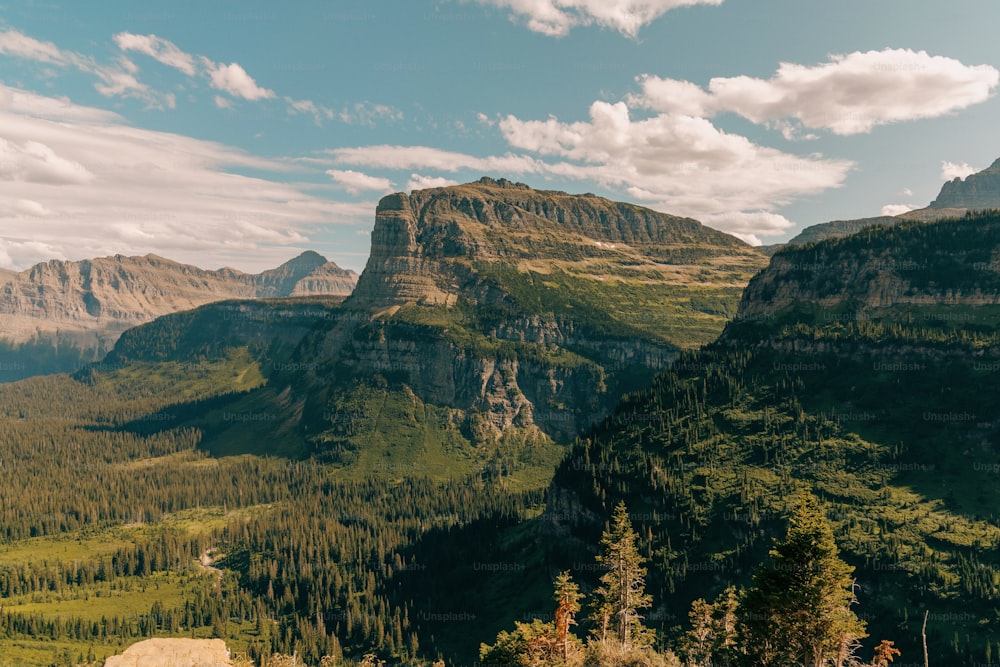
{"left": 545, "top": 211, "right": 1000, "bottom": 666}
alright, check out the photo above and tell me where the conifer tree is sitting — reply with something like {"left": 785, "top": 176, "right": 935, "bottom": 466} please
{"left": 592, "top": 501, "right": 653, "bottom": 651}
{"left": 554, "top": 570, "right": 584, "bottom": 663}
{"left": 682, "top": 586, "right": 738, "bottom": 667}
{"left": 740, "top": 492, "right": 867, "bottom": 667}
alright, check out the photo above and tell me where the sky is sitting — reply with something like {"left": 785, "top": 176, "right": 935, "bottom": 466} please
{"left": 1, "top": 0, "right": 999, "bottom": 274}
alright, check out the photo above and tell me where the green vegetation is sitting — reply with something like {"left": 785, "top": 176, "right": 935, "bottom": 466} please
{"left": 546, "top": 212, "right": 1000, "bottom": 667}
{"left": 7, "top": 208, "right": 1000, "bottom": 665}
{"left": 740, "top": 493, "right": 868, "bottom": 667}
{"left": 475, "top": 262, "right": 744, "bottom": 350}
{"left": 482, "top": 497, "right": 876, "bottom": 667}
{"left": 481, "top": 503, "right": 675, "bottom": 667}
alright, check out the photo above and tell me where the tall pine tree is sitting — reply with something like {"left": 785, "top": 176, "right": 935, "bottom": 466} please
{"left": 592, "top": 501, "right": 653, "bottom": 652}
{"left": 740, "top": 492, "right": 867, "bottom": 667}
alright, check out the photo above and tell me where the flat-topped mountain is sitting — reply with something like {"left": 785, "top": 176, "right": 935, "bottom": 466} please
{"left": 102, "top": 178, "right": 767, "bottom": 481}
{"left": 352, "top": 176, "right": 760, "bottom": 308}
{"left": 0, "top": 251, "right": 357, "bottom": 381}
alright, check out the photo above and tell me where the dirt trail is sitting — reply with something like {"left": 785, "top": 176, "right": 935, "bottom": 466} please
{"left": 198, "top": 548, "right": 223, "bottom": 591}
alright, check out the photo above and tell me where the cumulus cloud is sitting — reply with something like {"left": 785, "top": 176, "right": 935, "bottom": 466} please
{"left": 113, "top": 33, "right": 197, "bottom": 76}
{"left": 497, "top": 100, "right": 852, "bottom": 220}
{"left": 636, "top": 49, "right": 999, "bottom": 135}
{"left": 328, "top": 102, "right": 851, "bottom": 242}
{"left": 205, "top": 61, "right": 275, "bottom": 101}
{"left": 881, "top": 204, "right": 915, "bottom": 216}
{"left": 327, "top": 169, "right": 394, "bottom": 195}
{"left": 470, "top": 0, "right": 723, "bottom": 37}
{"left": 0, "top": 84, "right": 368, "bottom": 271}
{"left": 405, "top": 174, "right": 461, "bottom": 191}
{"left": 697, "top": 211, "right": 795, "bottom": 245}
{"left": 941, "top": 160, "right": 978, "bottom": 181}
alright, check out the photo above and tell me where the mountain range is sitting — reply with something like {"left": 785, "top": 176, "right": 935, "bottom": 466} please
{"left": 2, "top": 168, "right": 1000, "bottom": 665}
{"left": 0, "top": 250, "right": 357, "bottom": 381}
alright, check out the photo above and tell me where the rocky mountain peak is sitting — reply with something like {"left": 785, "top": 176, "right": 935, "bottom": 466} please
{"left": 930, "top": 156, "right": 1000, "bottom": 209}
{"left": 474, "top": 176, "right": 531, "bottom": 190}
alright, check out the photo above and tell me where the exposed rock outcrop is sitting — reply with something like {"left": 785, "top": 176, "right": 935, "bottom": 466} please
{"left": 103, "top": 638, "right": 231, "bottom": 667}
{"left": 931, "top": 157, "right": 1000, "bottom": 209}
{"left": 112, "top": 178, "right": 765, "bottom": 455}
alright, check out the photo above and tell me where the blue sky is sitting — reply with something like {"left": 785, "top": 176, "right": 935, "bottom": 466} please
{"left": 1, "top": 0, "right": 998, "bottom": 273}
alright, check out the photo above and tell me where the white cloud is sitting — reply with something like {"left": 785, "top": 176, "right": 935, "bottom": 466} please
{"left": 0, "top": 137, "right": 95, "bottom": 185}
{"left": 0, "top": 29, "right": 73, "bottom": 65}
{"left": 0, "top": 28, "right": 173, "bottom": 109}
{"left": 636, "top": 49, "right": 999, "bottom": 135}
{"left": 113, "top": 33, "right": 197, "bottom": 76}
{"left": 496, "top": 101, "right": 852, "bottom": 221}
{"left": 329, "top": 102, "right": 849, "bottom": 242}
{"left": 470, "top": 0, "right": 723, "bottom": 37}
{"left": 12, "top": 199, "right": 52, "bottom": 216}
{"left": 941, "top": 160, "right": 978, "bottom": 181}
{"left": 214, "top": 96, "right": 234, "bottom": 109}
{"left": 92, "top": 65, "right": 157, "bottom": 103}
{"left": 881, "top": 204, "right": 914, "bottom": 216}
{"left": 698, "top": 211, "right": 794, "bottom": 245}
{"left": 0, "top": 85, "right": 123, "bottom": 123}
{"left": 405, "top": 174, "right": 461, "bottom": 191}
{"left": 326, "top": 145, "right": 548, "bottom": 174}
{"left": 205, "top": 61, "right": 275, "bottom": 101}
{"left": 326, "top": 169, "right": 394, "bottom": 195}
{"left": 0, "top": 84, "right": 368, "bottom": 271}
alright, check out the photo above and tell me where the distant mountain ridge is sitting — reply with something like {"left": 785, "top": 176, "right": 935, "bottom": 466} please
{"left": 763, "top": 157, "right": 1000, "bottom": 253}
{"left": 0, "top": 251, "right": 358, "bottom": 381}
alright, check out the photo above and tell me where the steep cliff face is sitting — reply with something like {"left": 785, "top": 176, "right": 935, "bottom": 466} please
{"left": 736, "top": 213, "right": 1000, "bottom": 324}
{"left": 931, "top": 157, "right": 1000, "bottom": 209}
{"left": 0, "top": 252, "right": 357, "bottom": 380}
{"left": 314, "top": 177, "right": 765, "bottom": 445}
{"left": 352, "top": 177, "right": 758, "bottom": 308}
